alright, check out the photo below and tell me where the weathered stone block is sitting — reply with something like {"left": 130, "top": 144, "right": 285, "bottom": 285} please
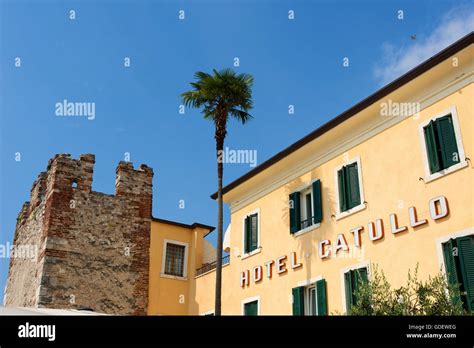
{"left": 4, "top": 154, "right": 153, "bottom": 315}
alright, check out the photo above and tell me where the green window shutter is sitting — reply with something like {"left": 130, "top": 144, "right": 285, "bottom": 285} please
{"left": 352, "top": 268, "right": 368, "bottom": 306}
{"left": 436, "top": 115, "right": 460, "bottom": 169}
{"left": 343, "top": 267, "right": 369, "bottom": 312}
{"left": 424, "top": 121, "right": 441, "bottom": 173}
{"left": 337, "top": 169, "right": 347, "bottom": 212}
{"left": 442, "top": 239, "right": 458, "bottom": 287}
{"left": 457, "top": 236, "right": 474, "bottom": 312}
{"left": 244, "top": 301, "right": 258, "bottom": 316}
{"left": 346, "top": 163, "right": 361, "bottom": 209}
{"left": 344, "top": 271, "right": 353, "bottom": 313}
{"left": 357, "top": 267, "right": 368, "bottom": 284}
{"left": 316, "top": 279, "right": 327, "bottom": 316}
{"left": 244, "top": 216, "right": 250, "bottom": 254}
{"left": 292, "top": 286, "right": 305, "bottom": 315}
{"left": 289, "top": 192, "right": 301, "bottom": 234}
{"left": 312, "top": 180, "right": 323, "bottom": 224}
{"left": 442, "top": 239, "right": 462, "bottom": 308}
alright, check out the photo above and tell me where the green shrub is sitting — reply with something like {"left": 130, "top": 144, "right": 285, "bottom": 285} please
{"left": 349, "top": 264, "right": 465, "bottom": 315}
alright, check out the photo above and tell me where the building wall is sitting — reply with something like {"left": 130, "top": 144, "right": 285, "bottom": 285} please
{"left": 202, "top": 239, "right": 217, "bottom": 265}
{"left": 4, "top": 172, "right": 48, "bottom": 307}
{"left": 194, "top": 68, "right": 473, "bottom": 313}
{"left": 5, "top": 154, "right": 153, "bottom": 315}
{"left": 193, "top": 264, "right": 230, "bottom": 315}
{"left": 148, "top": 220, "right": 208, "bottom": 315}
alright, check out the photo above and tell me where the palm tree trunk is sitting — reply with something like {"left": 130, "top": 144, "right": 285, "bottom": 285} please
{"left": 215, "top": 131, "right": 225, "bottom": 316}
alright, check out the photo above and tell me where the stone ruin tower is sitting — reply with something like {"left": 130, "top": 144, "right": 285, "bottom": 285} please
{"left": 4, "top": 154, "right": 153, "bottom": 315}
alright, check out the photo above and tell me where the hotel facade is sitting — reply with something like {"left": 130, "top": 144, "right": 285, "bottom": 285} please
{"left": 5, "top": 34, "right": 473, "bottom": 316}
{"left": 150, "top": 34, "right": 474, "bottom": 315}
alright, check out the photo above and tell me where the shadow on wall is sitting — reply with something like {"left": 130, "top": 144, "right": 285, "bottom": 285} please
{"left": 282, "top": 174, "right": 340, "bottom": 287}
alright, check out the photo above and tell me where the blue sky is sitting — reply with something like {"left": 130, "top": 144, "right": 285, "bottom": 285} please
{"left": 0, "top": 0, "right": 472, "bottom": 300}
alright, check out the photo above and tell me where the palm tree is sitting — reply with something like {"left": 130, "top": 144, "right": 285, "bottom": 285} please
{"left": 181, "top": 69, "right": 254, "bottom": 315}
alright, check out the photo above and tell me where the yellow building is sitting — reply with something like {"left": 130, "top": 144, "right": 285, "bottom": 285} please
{"left": 149, "top": 34, "right": 474, "bottom": 315}
{"left": 147, "top": 218, "right": 215, "bottom": 315}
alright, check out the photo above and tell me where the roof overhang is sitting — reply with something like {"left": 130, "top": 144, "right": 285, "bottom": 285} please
{"left": 211, "top": 32, "right": 474, "bottom": 201}
{"left": 151, "top": 217, "right": 216, "bottom": 236}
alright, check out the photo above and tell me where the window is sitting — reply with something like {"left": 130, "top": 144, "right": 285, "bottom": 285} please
{"left": 292, "top": 279, "right": 327, "bottom": 316}
{"left": 165, "top": 243, "right": 185, "bottom": 276}
{"left": 337, "top": 162, "right": 361, "bottom": 213}
{"left": 289, "top": 179, "right": 322, "bottom": 234}
{"left": 301, "top": 187, "right": 313, "bottom": 230}
{"left": 244, "top": 212, "right": 259, "bottom": 254}
{"left": 442, "top": 236, "right": 474, "bottom": 312}
{"left": 243, "top": 299, "right": 259, "bottom": 316}
{"left": 161, "top": 240, "right": 188, "bottom": 278}
{"left": 244, "top": 300, "right": 258, "bottom": 316}
{"left": 344, "top": 267, "right": 368, "bottom": 313}
{"left": 307, "top": 286, "right": 317, "bottom": 316}
{"left": 423, "top": 114, "right": 460, "bottom": 174}
{"left": 419, "top": 107, "right": 467, "bottom": 182}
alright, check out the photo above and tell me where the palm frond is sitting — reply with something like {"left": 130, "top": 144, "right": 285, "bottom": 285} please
{"left": 229, "top": 108, "right": 253, "bottom": 124}
{"left": 180, "top": 68, "right": 254, "bottom": 124}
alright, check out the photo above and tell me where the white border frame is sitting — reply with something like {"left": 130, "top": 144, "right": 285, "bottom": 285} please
{"left": 297, "top": 275, "right": 323, "bottom": 287}
{"left": 241, "top": 295, "right": 261, "bottom": 315}
{"left": 305, "top": 284, "right": 317, "bottom": 316}
{"left": 340, "top": 261, "right": 370, "bottom": 314}
{"left": 241, "top": 208, "right": 262, "bottom": 259}
{"left": 334, "top": 156, "right": 366, "bottom": 220}
{"left": 418, "top": 105, "right": 468, "bottom": 183}
{"left": 161, "top": 239, "right": 189, "bottom": 280}
{"left": 293, "top": 223, "right": 321, "bottom": 237}
{"left": 435, "top": 227, "right": 474, "bottom": 277}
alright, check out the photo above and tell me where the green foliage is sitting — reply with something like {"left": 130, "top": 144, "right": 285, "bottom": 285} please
{"left": 181, "top": 68, "right": 254, "bottom": 125}
{"left": 349, "top": 264, "right": 465, "bottom": 315}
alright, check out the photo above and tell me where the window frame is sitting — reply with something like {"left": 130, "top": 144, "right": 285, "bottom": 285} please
{"left": 300, "top": 186, "right": 314, "bottom": 229}
{"left": 418, "top": 106, "right": 467, "bottom": 183}
{"left": 295, "top": 275, "right": 326, "bottom": 316}
{"left": 291, "top": 179, "right": 322, "bottom": 237}
{"left": 340, "top": 261, "right": 370, "bottom": 314}
{"left": 161, "top": 239, "right": 189, "bottom": 280}
{"left": 241, "top": 296, "right": 261, "bottom": 316}
{"left": 334, "top": 156, "right": 366, "bottom": 220}
{"left": 305, "top": 284, "right": 318, "bottom": 316}
{"left": 241, "top": 208, "right": 261, "bottom": 259}
{"left": 436, "top": 228, "right": 474, "bottom": 311}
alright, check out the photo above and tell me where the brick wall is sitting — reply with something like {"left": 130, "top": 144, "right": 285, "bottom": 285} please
{"left": 4, "top": 154, "right": 153, "bottom": 315}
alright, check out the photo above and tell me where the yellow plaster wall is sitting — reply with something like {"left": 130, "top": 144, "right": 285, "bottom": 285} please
{"left": 148, "top": 221, "right": 206, "bottom": 315}
{"left": 194, "top": 81, "right": 473, "bottom": 315}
